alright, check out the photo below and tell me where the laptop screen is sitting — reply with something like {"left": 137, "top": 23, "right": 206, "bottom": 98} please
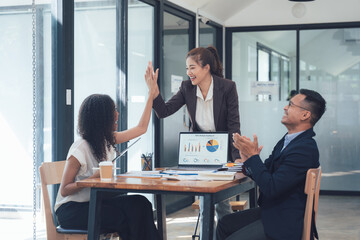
{"left": 178, "top": 132, "right": 228, "bottom": 166}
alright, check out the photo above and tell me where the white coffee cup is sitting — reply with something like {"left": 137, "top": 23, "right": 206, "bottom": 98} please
{"left": 99, "top": 161, "right": 113, "bottom": 181}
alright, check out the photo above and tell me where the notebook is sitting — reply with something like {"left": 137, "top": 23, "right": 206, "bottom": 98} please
{"left": 168, "top": 132, "right": 229, "bottom": 171}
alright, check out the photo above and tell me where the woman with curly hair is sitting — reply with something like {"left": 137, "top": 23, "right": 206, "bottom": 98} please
{"left": 54, "top": 71, "right": 160, "bottom": 240}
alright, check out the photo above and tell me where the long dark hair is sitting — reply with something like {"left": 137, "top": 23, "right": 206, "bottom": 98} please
{"left": 77, "top": 94, "right": 116, "bottom": 162}
{"left": 186, "top": 46, "right": 223, "bottom": 78}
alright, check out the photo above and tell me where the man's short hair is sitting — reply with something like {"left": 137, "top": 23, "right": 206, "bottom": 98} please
{"left": 299, "top": 89, "right": 326, "bottom": 126}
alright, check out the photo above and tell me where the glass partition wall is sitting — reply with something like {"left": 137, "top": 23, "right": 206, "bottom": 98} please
{"left": 160, "top": 10, "right": 193, "bottom": 213}
{"left": 199, "top": 20, "right": 223, "bottom": 61}
{"left": 161, "top": 11, "right": 191, "bottom": 168}
{"left": 232, "top": 31, "right": 296, "bottom": 161}
{"left": 299, "top": 28, "right": 360, "bottom": 191}
{"left": 74, "top": 0, "right": 156, "bottom": 173}
{"left": 0, "top": 2, "right": 52, "bottom": 239}
{"left": 74, "top": 0, "right": 117, "bottom": 137}
{"left": 127, "top": 0, "right": 154, "bottom": 172}
{"left": 199, "top": 20, "right": 217, "bottom": 47}
{"left": 230, "top": 26, "right": 360, "bottom": 193}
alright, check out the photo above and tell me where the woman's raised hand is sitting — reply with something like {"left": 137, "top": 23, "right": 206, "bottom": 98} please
{"left": 145, "top": 61, "right": 159, "bottom": 99}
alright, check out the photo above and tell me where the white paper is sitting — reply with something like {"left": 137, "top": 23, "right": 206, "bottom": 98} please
{"left": 171, "top": 75, "right": 183, "bottom": 93}
{"left": 250, "top": 81, "right": 279, "bottom": 95}
{"left": 66, "top": 89, "right": 72, "bottom": 105}
{"left": 119, "top": 171, "right": 163, "bottom": 178}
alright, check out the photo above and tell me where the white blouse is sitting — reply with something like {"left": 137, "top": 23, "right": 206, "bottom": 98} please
{"left": 195, "top": 77, "right": 216, "bottom": 132}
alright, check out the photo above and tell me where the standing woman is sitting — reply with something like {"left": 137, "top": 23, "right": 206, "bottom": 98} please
{"left": 145, "top": 46, "right": 241, "bottom": 222}
{"left": 54, "top": 73, "right": 160, "bottom": 240}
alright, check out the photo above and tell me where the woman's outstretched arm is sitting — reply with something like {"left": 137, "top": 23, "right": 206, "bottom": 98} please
{"left": 114, "top": 62, "right": 159, "bottom": 144}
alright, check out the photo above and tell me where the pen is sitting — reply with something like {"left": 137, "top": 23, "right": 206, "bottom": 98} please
{"left": 111, "top": 155, "right": 121, "bottom": 163}
{"left": 216, "top": 168, "right": 228, "bottom": 171}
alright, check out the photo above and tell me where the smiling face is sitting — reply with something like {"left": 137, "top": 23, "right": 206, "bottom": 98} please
{"left": 281, "top": 94, "right": 312, "bottom": 132}
{"left": 186, "top": 56, "right": 210, "bottom": 86}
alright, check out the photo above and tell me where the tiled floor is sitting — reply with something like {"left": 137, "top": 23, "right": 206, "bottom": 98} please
{"left": 166, "top": 195, "right": 360, "bottom": 240}
{"left": 0, "top": 195, "right": 359, "bottom": 239}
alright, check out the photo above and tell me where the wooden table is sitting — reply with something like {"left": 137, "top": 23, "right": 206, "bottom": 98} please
{"left": 77, "top": 174, "right": 256, "bottom": 240}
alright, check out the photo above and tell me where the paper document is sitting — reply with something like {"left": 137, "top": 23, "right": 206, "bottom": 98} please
{"left": 118, "top": 170, "right": 236, "bottom": 181}
{"left": 162, "top": 170, "right": 236, "bottom": 181}
{"left": 118, "top": 171, "right": 163, "bottom": 178}
{"left": 197, "top": 171, "right": 236, "bottom": 180}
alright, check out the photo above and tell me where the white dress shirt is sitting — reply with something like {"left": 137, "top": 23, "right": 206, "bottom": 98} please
{"left": 195, "top": 77, "right": 216, "bottom": 132}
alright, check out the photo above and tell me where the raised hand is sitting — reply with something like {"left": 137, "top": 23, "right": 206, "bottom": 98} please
{"left": 233, "top": 133, "right": 250, "bottom": 162}
{"left": 145, "top": 61, "right": 159, "bottom": 99}
{"left": 233, "top": 133, "right": 263, "bottom": 162}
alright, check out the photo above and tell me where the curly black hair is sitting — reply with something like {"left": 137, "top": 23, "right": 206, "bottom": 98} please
{"left": 77, "top": 94, "right": 116, "bottom": 162}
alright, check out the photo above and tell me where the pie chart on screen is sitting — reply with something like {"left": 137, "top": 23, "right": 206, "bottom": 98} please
{"left": 206, "top": 139, "right": 219, "bottom": 152}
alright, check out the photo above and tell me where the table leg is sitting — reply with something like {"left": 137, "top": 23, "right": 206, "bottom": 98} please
{"left": 156, "top": 194, "right": 167, "bottom": 240}
{"left": 200, "top": 195, "right": 214, "bottom": 240}
{"left": 249, "top": 184, "right": 258, "bottom": 208}
{"left": 87, "top": 189, "right": 102, "bottom": 240}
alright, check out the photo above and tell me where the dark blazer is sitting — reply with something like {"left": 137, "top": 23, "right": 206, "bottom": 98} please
{"left": 153, "top": 75, "right": 241, "bottom": 161}
{"left": 244, "top": 128, "right": 320, "bottom": 240}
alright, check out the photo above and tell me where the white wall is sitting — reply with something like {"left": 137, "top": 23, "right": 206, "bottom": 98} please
{"left": 168, "top": 0, "right": 360, "bottom": 27}
{"left": 226, "top": 0, "right": 360, "bottom": 27}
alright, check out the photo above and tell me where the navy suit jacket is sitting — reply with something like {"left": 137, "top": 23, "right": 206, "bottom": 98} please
{"left": 153, "top": 75, "right": 241, "bottom": 161}
{"left": 244, "top": 128, "right": 320, "bottom": 240}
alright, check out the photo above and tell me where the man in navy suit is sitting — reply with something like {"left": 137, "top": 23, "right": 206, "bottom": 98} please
{"left": 216, "top": 89, "right": 326, "bottom": 240}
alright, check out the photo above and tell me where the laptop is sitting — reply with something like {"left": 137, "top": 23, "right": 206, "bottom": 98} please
{"left": 168, "top": 132, "right": 229, "bottom": 171}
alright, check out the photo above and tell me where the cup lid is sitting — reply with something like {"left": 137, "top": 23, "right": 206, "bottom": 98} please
{"left": 99, "top": 161, "right": 113, "bottom": 166}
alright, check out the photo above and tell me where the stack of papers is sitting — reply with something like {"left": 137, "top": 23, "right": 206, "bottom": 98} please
{"left": 222, "top": 163, "right": 243, "bottom": 172}
{"left": 118, "top": 171, "right": 163, "bottom": 178}
{"left": 161, "top": 170, "right": 235, "bottom": 181}
{"left": 118, "top": 170, "right": 236, "bottom": 181}
{"left": 197, "top": 171, "right": 236, "bottom": 181}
